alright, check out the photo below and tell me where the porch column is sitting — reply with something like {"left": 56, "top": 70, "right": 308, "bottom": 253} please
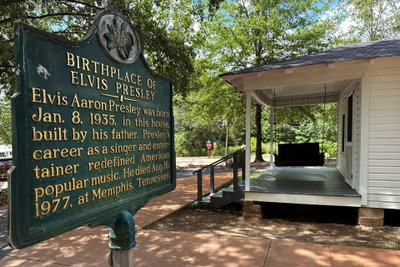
{"left": 269, "top": 106, "right": 274, "bottom": 166}
{"left": 245, "top": 91, "right": 251, "bottom": 191}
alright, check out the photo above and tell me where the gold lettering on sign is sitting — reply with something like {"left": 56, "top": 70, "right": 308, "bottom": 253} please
{"left": 28, "top": 48, "right": 172, "bottom": 221}
{"left": 65, "top": 52, "right": 157, "bottom": 101}
{"left": 70, "top": 70, "right": 108, "bottom": 90}
{"left": 33, "top": 163, "right": 79, "bottom": 179}
{"left": 32, "top": 107, "right": 64, "bottom": 123}
{"left": 32, "top": 127, "right": 67, "bottom": 141}
{"left": 31, "top": 87, "right": 68, "bottom": 106}
{"left": 32, "top": 147, "right": 83, "bottom": 160}
{"left": 66, "top": 52, "right": 144, "bottom": 83}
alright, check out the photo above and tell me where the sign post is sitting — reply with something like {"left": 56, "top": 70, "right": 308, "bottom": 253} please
{"left": 9, "top": 10, "right": 175, "bottom": 265}
{"left": 108, "top": 210, "right": 136, "bottom": 266}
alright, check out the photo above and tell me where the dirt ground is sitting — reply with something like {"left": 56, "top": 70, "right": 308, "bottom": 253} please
{"left": 146, "top": 203, "right": 400, "bottom": 250}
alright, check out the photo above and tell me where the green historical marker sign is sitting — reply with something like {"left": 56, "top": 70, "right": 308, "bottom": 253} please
{"left": 9, "top": 10, "right": 176, "bottom": 249}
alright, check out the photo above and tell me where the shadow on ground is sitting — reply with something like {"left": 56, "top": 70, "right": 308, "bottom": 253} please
{"left": 146, "top": 203, "right": 400, "bottom": 250}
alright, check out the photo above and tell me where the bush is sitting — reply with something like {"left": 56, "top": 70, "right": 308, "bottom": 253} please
{"left": 211, "top": 145, "right": 243, "bottom": 156}
{"left": 210, "top": 138, "right": 270, "bottom": 157}
{"left": 250, "top": 137, "right": 269, "bottom": 154}
{"left": 322, "top": 142, "right": 337, "bottom": 159}
{"left": 175, "top": 132, "right": 206, "bottom": 156}
{"left": 176, "top": 137, "right": 272, "bottom": 157}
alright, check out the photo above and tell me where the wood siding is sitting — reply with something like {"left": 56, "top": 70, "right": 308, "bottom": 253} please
{"left": 368, "top": 57, "right": 400, "bottom": 209}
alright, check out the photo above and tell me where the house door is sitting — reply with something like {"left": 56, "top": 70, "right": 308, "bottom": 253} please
{"left": 345, "top": 93, "right": 354, "bottom": 186}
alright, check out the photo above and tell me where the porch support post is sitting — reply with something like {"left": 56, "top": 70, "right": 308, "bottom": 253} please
{"left": 360, "top": 71, "right": 370, "bottom": 206}
{"left": 245, "top": 91, "right": 252, "bottom": 191}
{"left": 269, "top": 106, "right": 274, "bottom": 166}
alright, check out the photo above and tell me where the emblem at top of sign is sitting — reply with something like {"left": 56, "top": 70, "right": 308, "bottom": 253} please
{"left": 97, "top": 12, "right": 141, "bottom": 64}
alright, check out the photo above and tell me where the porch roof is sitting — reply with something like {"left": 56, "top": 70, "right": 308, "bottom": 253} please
{"left": 220, "top": 39, "right": 400, "bottom": 107}
{"left": 220, "top": 39, "right": 400, "bottom": 77}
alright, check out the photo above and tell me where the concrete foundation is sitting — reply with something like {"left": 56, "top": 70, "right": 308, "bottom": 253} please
{"left": 243, "top": 201, "right": 262, "bottom": 220}
{"left": 358, "top": 207, "right": 384, "bottom": 227}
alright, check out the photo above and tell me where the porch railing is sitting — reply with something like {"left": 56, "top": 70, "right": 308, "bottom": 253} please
{"left": 192, "top": 148, "right": 246, "bottom": 204}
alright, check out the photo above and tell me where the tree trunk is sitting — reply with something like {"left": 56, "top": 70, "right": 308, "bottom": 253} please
{"left": 255, "top": 103, "right": 265, "bottom": 162}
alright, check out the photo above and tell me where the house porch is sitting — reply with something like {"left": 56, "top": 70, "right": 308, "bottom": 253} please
{"left": 246, "top": 166, "right": 361, "bottom": 207}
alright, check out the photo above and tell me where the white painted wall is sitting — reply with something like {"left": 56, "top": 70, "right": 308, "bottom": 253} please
{"left": 367, "top": 57, "right": 400, "bottom": 209}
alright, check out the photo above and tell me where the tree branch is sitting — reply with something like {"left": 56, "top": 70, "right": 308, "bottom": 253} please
{"left": 0, "top": 0, "right": 24, "bottom": 6}
{"left": 26, "top": 12, "right": 91, "bottom": 20}
{"left": 0, "top": 17, "right": 12, "bottom": 24}
{"left": 60, "top": 0, "right": 104, "bottom": 10}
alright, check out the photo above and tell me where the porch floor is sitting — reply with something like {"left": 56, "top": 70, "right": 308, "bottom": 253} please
{"left": 246, "top": 166, "right": 361, "bottom": 207}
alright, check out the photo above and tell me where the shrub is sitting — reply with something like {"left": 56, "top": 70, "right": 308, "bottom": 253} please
{"left": 250, "top": 137, "right": 269, "bottom": 154}
{"left": 322, "top": 142, "right": 337, "bottom": 159}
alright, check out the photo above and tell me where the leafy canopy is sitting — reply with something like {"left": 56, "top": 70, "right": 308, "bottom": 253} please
{"left": 340, "top": 0, "right": 400, "bottom": 41}
{"left": 0, "top": 0, "right": 196, "bottom": 98}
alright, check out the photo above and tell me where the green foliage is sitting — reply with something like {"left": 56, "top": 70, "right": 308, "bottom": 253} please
{"left": 212, "top": 0, "right": 337, "bottom": 160}
{"left": 340, "top": 0, "right": 400, "bottom": 41}
{"left": 0, "top": 0, "right": 195, "bottom": 98}
{"left": 210, "top": 144, "right": 243, "bottom": 157}
{"left": 174, "top": 0, "right": 342, "bottom": 157}
{"left": 323, "top": 142, "right": 338, "bottom": 159}
{"left": 204, "top": 0, "right": 338, "bottom": 67}
{"left": 272, "top": 103, "right": 338, "bottom": 156}
{"left": 174, "top": 87, "right": 246, "bottom": 156}
{"left": 274, "top": 124, "right": 297, "bottom": 144}
{"left": 250, "top": 137, "right": 269, "bottom": 154}
{"left": 0, "top": 100, "right": 12, "bottom": 144}
{"left": 3, "top": 1, "right": 397, "bottom": 160}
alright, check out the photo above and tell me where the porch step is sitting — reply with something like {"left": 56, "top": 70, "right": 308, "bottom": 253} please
{"left": 199, "top": 184, "right": 245, "bottom": 209}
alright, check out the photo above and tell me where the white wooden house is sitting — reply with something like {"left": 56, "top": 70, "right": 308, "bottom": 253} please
{"left": 220, "top": 39, "right": 400, "bottom": 224}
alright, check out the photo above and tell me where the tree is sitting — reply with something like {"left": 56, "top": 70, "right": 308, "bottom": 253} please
{"left": 0, "top": 0, "right": 195, "bottom": 98}
{"left": 202, "top": 0, "right": 339, "bottom": 162}
{"left": 0, "top": 99, "right": 12, "bottom": 144}
{"left": 174, "top": 66, "right": 246, "bottom": 156}
{"left": 341, "top": 0, "right": 400, "bottom": 41}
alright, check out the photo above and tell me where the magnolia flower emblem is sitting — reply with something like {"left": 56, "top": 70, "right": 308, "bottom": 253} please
{"left": 103, "top": 17, "right": 134, "bottom": 60}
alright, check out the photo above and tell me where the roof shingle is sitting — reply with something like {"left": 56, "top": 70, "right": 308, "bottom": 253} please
{"left": 221, "top": 39, "right": 400, "bottom": 77}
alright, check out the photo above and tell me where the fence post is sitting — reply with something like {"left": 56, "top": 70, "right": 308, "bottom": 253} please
{"left": 241, "top": 150, "right": 246, "bottom": 183}
{"left": 233, "top": 154, "right": 239, "bottom": 191}
{"left": 210, "top": 166, "right": 215, "bottom": 195}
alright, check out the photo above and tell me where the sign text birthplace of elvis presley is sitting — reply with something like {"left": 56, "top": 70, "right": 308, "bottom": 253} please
{"left": 9, "top": 10, "right": 176, "bottom": 249}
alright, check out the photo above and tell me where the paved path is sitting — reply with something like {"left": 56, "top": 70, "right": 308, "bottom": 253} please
{"left": 176, "top": 156, "right": 222, "bottom": 168}
{"left": 1, "top": 173, "right": 400, "bottom": 266}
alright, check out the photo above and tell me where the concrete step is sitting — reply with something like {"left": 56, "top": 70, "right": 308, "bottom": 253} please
{"left": 209, "top": 184, "right": 245, "bottom": 209}
{"left": 197, "top": 184, "right": 245, "bottom": 209}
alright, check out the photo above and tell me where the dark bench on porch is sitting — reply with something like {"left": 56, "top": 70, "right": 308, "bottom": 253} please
{"left": 274, "top": 142, "right": 324, "bottom": 166}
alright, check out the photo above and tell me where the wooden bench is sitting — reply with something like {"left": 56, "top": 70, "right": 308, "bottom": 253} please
{"left": 274, "top": 142, "right": 324, "bottom": 166}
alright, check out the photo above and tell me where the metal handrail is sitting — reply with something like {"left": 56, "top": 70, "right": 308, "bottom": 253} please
{"left": 192, "top": 148, "right": 245, "bottom": 174}
{"left": 193, "top": 148, "right": 246, "bottom": 205}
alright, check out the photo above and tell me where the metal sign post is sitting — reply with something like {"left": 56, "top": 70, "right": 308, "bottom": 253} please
{"left": 108, "top": 210, "right": 136, "bottom": 267}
